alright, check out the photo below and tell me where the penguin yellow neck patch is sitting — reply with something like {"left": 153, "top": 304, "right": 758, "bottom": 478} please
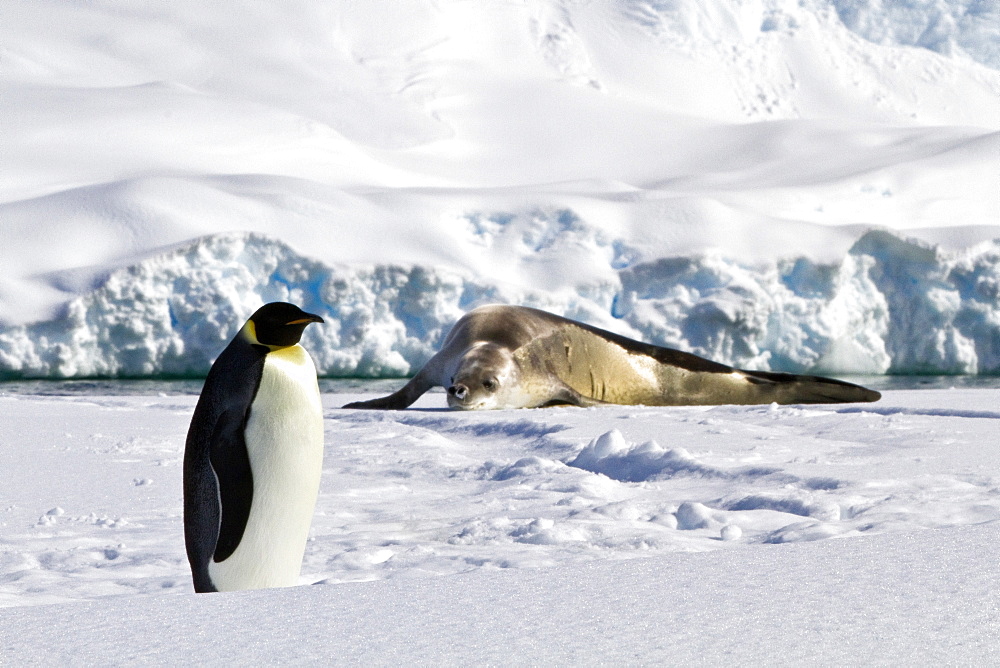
{"left": 267, "top": 344, "right": 310, "bottom": 364}
{"left": 242, "top": 320, "right": 260, "bottom": 345}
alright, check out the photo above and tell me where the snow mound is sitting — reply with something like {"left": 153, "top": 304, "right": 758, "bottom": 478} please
{"left": 3, "top": 228, "right": 1000, "bottom": 378}
{"left": 568, "top": 429, "right": 781, "bottom": 482}
{"left": 571, "top": 430, "right": 728, "bottom": 481}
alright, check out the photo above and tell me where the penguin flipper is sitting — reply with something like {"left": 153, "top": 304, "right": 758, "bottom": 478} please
{"left": 208, "top": 408, "right": 255, "bottom": 563}
{"left": 183, "top": 434, "right": 221, "bottom": 593}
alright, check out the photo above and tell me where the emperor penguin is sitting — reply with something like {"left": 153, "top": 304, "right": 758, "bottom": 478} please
{"left": 183, "top": 302, "right": 325, "bottom": 593}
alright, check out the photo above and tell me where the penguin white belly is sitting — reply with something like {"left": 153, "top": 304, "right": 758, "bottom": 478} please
{"left": 208, "top": 345, "right": 324, "bottom": 591}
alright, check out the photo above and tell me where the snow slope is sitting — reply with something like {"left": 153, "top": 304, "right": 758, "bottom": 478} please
{"left": 0, "top": 0, "right": 998, "bottom": 377}
{"left": 2, "top": 388, "right": 1000, "bottom": 663}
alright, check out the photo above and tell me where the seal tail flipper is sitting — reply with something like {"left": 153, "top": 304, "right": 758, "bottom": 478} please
{"left": 342, "top": 372, "right": 435, "bottom": 410}
{"left": 742, "top": 371, "right": 881, "bottom": 404}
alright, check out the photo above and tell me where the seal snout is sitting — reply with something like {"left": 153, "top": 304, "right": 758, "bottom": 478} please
{"left": 447, "top": 384, "right": 469, "bottom": 401}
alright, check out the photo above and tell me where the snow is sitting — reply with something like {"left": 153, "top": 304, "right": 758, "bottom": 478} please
{"left": 2, "top": 0, "right": 1000, "bottom": 663}
{"left": 3, "top": 388, "right": 1000, "bottom": 664}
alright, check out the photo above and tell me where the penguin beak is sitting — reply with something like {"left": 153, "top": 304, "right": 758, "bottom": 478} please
{"left": 287, "top": 314, "right": 324, "bottom": 325}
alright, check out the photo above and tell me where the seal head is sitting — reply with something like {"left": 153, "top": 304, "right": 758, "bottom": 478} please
{"left": 446, "top": 342, "right": 521, "bottom": 410}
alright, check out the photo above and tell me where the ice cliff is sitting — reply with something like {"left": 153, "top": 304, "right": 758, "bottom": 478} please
{"left": 1, "top": 228, "right": 997, "bottom": 379}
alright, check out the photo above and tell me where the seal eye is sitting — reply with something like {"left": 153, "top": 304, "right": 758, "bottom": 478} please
{"left": 482, "top": 379, "right": 496, "bottom": 391}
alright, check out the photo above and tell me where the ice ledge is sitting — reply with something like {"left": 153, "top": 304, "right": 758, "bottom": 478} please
{"left": 1, "top": 229, "right": 998, "bottom": 379}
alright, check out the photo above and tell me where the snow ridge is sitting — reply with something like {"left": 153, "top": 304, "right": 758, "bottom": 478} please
{"left": 2, "top": 228, "right": 999, "bottom": 379}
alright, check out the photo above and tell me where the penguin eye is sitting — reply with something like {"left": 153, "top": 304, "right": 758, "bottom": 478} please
{"left": 483, "top": 379, "right": 496, "bottom": 391}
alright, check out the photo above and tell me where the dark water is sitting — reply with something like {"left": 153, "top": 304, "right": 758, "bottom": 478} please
{"left": 840, "top": 375, "right": 1000, "bottom": 391}
{"left": 0, "top": 377, "right": 414, "bottom": 396}
{"left": 0, "top": 375, "right": 998, "bottom": 396}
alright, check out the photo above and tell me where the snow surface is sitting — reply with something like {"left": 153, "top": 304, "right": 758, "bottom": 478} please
{"left": 3, "top": 388, "right": 1000, "bottom": 664}
{"left": 0, "top": 0, "right": 998, "bottom": 378}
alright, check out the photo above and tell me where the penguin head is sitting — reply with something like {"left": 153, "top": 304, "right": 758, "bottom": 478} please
{"left": 245, "top": 302, "right": 324, "bottom": 349}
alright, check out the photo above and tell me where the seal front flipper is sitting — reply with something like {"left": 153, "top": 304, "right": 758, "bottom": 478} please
{"left": 343, "top": 366, "right": 437, "bottom": 409}
{"left": 342, "top": 377, "right": 428, "bottom": 409}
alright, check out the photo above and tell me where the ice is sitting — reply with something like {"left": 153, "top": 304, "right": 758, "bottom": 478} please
{"left": 4, "top": 229, "right": 1000, "bottom": 378}
{"left": 832, "top": 0, "right": 1000, "bottom": 69}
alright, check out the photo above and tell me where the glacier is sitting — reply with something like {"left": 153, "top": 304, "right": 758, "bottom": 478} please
{"left": 2, "top": 227, "right": 998, "bottom": 379}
